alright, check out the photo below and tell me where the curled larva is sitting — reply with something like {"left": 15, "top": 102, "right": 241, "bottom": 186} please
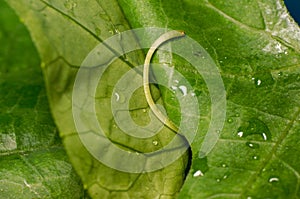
{"left": 143, "top": 30, "right": 185, "bottom": 133}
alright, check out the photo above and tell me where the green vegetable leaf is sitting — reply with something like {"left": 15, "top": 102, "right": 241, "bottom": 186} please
{"left": 5, "top": 0, "right": 300, "bottom": 198}
{"left": 5, "top": 0, "right": 189, "bottom": 198}
{"left": 117, "top": 0, "right": 300, "bottom": 198}
{"left": 0, "top": 2, "right": 85, "bottom": 198}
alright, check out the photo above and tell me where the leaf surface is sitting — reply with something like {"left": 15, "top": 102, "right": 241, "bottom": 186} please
{"left": 0, "top": 2, "right": 85, "bottom": 198}
{"left": 117, "top": 0, "right": 300, "bottom": 198}
{"left": 5, "top": 0, "right": 190, "bottom": 198}
{"left": 5, "top": 0, "right": 300, "bottom": 198}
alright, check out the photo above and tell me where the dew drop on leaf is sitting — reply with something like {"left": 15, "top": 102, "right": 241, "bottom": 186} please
{"left": 193, "top": 170, "right": 204, "bottom": 177}
{"left": 178, "top": 85, "right": 188, "bottom": 96}
{"left": 245, "top": 141, "right": 259, "bottom": 149}
{"left": 252, "top": 155, "right": 259, "bottom": 160}
{"left": 227, "top": 118, "right": 233, "bottom": 123}
{"left": 152, "top": 140, "right": 158, "bottom": 146}
{"left": 221, "top": 163, "right": 227, "bottom": 168}
{"left": 252, "top": 72, "right": 275, "bottom": 88}
{"left": 114, "top": 92, "right": 126, "bottom": 103}
{"left": 269, "top": 177, "right": 279, "bottom": 183}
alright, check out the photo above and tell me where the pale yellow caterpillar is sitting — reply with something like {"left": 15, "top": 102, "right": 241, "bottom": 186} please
{"left": 143, "top": 30, "right": 185, "bottom": 133}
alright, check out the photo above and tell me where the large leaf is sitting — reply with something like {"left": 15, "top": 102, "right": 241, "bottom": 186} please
{"left": 117, "top": 0, "right": 300, "bottom": 198}
{"left": 5, "top": 0, "right": 190, "bottom": 198}
{"left": 6, "top": 0, "right": 300, "bottom": 198}
{"left": 0, "top": 2, "right": 85, "bottom": 198}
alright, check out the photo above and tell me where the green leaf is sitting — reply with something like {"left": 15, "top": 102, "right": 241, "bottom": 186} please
{"left": 117, "top": 0, "right": 300, "bottom": 198}
{"left": 5, "top": 0, "right": 300, "bottom": 198}
{"left": 5, "top": 0, "right": 189, "bottom": 198}
{"left": 0, "top": 2, "right": 85, "bottom": 198}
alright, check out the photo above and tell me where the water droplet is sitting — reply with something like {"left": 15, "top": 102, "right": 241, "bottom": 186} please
{"left": 193, "top": 170, "right": 204, "bottom": 177}
{"left": 252, "top": 72, "right": 274, "bottom": 88}
{"left": 217, "top": 38, "right": 222, "bottom": 41}
{"left": 221, "top": 163, "right": 227, "bottom": 168}
{"left": 246, "top": 142, "right": 260, "bottom": 149}
{"left": 237, "top": 131, "right": 244, "bottom": 137}
{"left": 235, "top": 113, "right": 240, "bottom": 117}
{"left": 114, "top": 92, "right": 120, "bottom": 102}
{"left": 114, "top": 92, "right": 126, "bottom": 103}
{"left": 247, "top": 197, "right": 252, "bottom": 199}
{"left": 223, "top": 175, "right": 228, "bottom": 179}
{"left": 278, "top": 71, "right": 283, "bottom": 76}
{"left": 114, "top": 28, "right": 120, "bottom": 34}
{"left": 255, "top": 79, "right": 262, "bottom": 86}
{"left": 227, "top": 118, "right": 233, "bottom": 123}
{"left": 216, "top": 178, "right": 221, "bottom": 182}
{"left": 237, "top": 118, "right": 271, "bottom": 141}
{"left": 152, "top": 140, "right": 158, "bottom": 146}
{"left": 178, "top": 85, "right": 188, "bottom": 96}
{"left": 142, "top": 109, "right": 147, "bottom": 113}
{"left": 252, "top": 155, "right": 259, "bottom": 160}
{"left": 269, "top": 177, "right": 279, "bottom": 183}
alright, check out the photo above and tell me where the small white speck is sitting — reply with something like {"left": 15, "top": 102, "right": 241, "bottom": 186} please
{"left": 262, "top": 133, "right": 267, "bottom": 140}
{"left": 178, "top": 85, "right": 188, "bottom": 96}
{"left": 237, "top": 131, "right": 244, "bottom": 137}
{"left": 257, "top": 79, "right": 262, "bottom": 86}
{"left": 193, "top": 170, "right": 204, "bottom": 177}
{"left": 114, "top": 92, "right": 120, "bottom": 101}
{"left": 174, "top": 80, "right": 179, "bottom": 83}
{"left": 191, "top": 92, "right": 196, "bottom": 97}
{"left": 269, "top": 177, "right": 279, "bottom": 182}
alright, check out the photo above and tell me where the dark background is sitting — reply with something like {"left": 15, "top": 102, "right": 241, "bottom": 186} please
{"left": 285, "top": 0, "right": 300, "bottom": 25}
